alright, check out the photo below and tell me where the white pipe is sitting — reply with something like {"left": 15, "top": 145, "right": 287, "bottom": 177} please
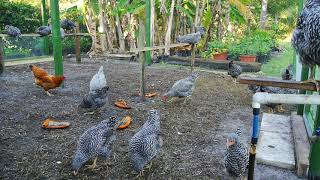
{"left": 252, "top": 92, "right": 320, "bottom": 108}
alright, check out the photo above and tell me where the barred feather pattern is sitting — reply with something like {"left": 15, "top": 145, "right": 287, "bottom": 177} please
{"left": 164, "top": 72, "right": 199, "bottom": 98}
{"left": 292, "top": 0, "right": 320, "bottom": 67}
{"left": 176, "top": 27, "right": 206, "bottom": 44}
{"left": 72, "top": 118, "right": 117, "bottom": 172}
{"left": 36, "top": 26, "right": 51, "bottom": 37}
{"left": 79, "top": 86, "right": 109, "bottom": 110}
{"left": 128, "top": 109, "right": 162, "bottom": 172}
{"left": 224, "top": 130, "right": 249, "bottom": 177}
{"left": 5, "top": 25, "right": 21, "bottom": 37}
{"left": 60, "top": 19, "right": 76, "bottom": 30}
{"left": 228, "top": 61, "right": 242, "bottom": 78}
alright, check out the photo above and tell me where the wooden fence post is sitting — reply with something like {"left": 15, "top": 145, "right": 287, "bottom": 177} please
{"left": 75, "top": 23, "right": 81, "bottom": 63}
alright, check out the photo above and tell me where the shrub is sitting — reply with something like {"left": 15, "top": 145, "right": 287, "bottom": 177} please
{"left": 0, "top": 0, "right": 41, "bottom": 33}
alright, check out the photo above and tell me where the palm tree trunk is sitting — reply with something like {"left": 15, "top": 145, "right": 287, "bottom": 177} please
{"left": 98, "top": 0, "right": 107, "bottom": 52}
{"left": 165, "top": 0, "right": 175, "bottom": 55}
{"left": 115, "top": 13, "right": 125, "bottom": 52}
{"left": 225, "top": 0, "right": 231, "bottom": 32}
{"left": 259, "top": 0, "right": 268, "bottom": 29}
{"left": 193, "top": 0, "right": 200, "bottom": 32}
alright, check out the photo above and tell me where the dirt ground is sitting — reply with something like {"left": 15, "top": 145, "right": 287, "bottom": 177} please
{"left": 0, "top": 58, "right": 302, "bottom": 179}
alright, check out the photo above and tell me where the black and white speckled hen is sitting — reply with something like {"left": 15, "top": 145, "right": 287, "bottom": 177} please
{"left": 162, "top": 72, "right": 199, "bottom": 103}
{"left": 79, "top": 66, "right": 109, "bottom": 114}
{"left": 128, "top": 109, "right": 162, "bottom": 175}
{"left": 228, "top": 60, "right": 242, "bottom": 83}
{"left": 281, "top": 64, "right": 294, "bottom": 81}
{"left": 72, "top": 117, "right": 120, "bottom": 175}
{"left": 36, "top": 25, "right": 51, "bottom": 37}
{"left": 176, "top": 27, "right": 206, "bottom": 45}
{"left": 292, "top": 0, "right": 320, "bottom": 90}
{"left": 224, "top": 128, "right": 249, "bottom": 178}
{"left": 5, "top": 25, "right": 21, "bottom": 38}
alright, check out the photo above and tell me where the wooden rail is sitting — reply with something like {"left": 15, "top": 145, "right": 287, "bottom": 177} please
{"left": 129, "top": 43, "right": 190, "bottom": 53}
{"left": 239, "top": 77, "right": 317, "bottom": 91}
{"left": 0, "top": 33, "right": 90, "bottom": 38}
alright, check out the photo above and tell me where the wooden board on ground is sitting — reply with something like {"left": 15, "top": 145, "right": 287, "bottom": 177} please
{"left": 130, "top": 43, "right": 189, "bottom": 53}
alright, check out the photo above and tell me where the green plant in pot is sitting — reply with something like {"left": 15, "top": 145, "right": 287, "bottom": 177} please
{"left": 208, "top": 40, "right": 228, "bottom": 61}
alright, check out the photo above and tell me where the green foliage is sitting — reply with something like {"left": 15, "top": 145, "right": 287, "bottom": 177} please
{"left": 61, "top": 6, "right": 84, "bottom": 25}
{"left": 228, "top": 30, "right": 278, "bottom": 57}
{"left": 0, "top": 0, "right": 41, "bottom": 33}
{"left": 261, "top": 42, "right": 294, "bottom": 77}
{"left": 202, "top": 40, "right": 229, "bottom": 58}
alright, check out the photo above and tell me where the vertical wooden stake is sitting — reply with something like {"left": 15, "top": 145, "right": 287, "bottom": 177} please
{"left": 0, "top": 38, "right": 4, "bottom": 75}
{"left": 75, "top": 23, "right": 81, "bottom": 63}
{"left": 138, "top": 18, "right": 146, "bottom": 100}
{"left": 191, "top": 44, "right": 195, "bottom": 72}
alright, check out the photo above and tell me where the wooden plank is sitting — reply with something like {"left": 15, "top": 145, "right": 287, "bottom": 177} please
{"left": 75, "top": 23, "right": 81, "bottom": 63}
{"left": 291, "top": 112, "right": 310, "bottom": 177}
{"left": 0, "top": 33, "right": 90, "bottom": 38}
{"left": 239, "top": 77, "right": 317, "bottom": 91}
{"left": 130, "top": 43, "right": 189, "bottom": 53}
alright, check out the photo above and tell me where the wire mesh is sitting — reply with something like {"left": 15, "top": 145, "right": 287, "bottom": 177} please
{"left": 1, "top": 35, "right": 91, "bottom": 61}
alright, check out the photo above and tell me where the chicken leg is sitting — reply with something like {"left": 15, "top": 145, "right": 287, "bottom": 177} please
{"left": 46, "top": 91, "right": 54, "bottom": 96}
{"left": 85, "top": 157, "right": 98, "bottom": 169}
{"left": 301, "top": 66, "right": 320, "bottom": 91}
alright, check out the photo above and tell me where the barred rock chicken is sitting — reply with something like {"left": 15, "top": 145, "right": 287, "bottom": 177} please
{"left": 281, "top": 64, "right": 294, "bottom": 81}
{"left": 60, "top": 19, "right": 76, "bottom": 31}
{"left": 162, "top": 72, "right": 199, "bottom": 103}
{"left": 36, "top": 26, "right": 51, "bottom": 37}
{"left": 224, "top": 128, "right": 249, "bottom": 178}
{"left": 79, "top": 66, "right": 109, "bottom": 114}
{"left": 72, "top": 117, "right": 120, "bottom": 175}
{"left": 128, "top": 109, "right": 162, "bottom": 175}
{"left": 292, "top": 0, "right": 320, "bottom": 90}
{"left": 35, "top": 25, "right": 65, "bottom": 39}
{"left": 228, "top": 60, "right": 242, "bottom": 83}
{"left": 29, "top": 65, "right": 65, "bottom": 96}
{"left": 176, "top": 27, "right": 206, "bottom": 45}
{"left": 4, "top": 25, "right": 21, "bottom": 38}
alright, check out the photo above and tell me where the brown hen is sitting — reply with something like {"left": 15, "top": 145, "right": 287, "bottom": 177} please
{"left": 29, "top": 65, "right": 65, "bottom": 96}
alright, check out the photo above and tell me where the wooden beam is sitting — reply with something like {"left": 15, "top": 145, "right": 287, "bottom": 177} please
{"left": 75, "top": 23, "right": 81, "bottom": 63}
{"left": 0, "top": 33, "right": 90, "bottom": 37}
{"left": 130, "top": 43, "right": 189, "bottom": 53}
{"left": 239, "top": 77, "right": 317, "bottom": 91}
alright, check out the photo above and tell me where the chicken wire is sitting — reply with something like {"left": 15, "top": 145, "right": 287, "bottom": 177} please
{"left": 1, "top": 35, "right": 92, "bottom": 61}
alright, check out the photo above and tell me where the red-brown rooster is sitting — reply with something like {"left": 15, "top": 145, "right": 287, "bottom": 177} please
{"left": 29, "top": 65, "right": 65, "bottom": 96}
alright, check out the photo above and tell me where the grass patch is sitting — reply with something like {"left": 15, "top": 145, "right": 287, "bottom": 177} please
{"left": 261, "top": 42, "right": 294, "bottom": 77}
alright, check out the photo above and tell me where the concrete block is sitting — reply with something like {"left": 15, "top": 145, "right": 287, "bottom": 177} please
{"left": 257, "top": 113, "right": 295, "bottom": 170}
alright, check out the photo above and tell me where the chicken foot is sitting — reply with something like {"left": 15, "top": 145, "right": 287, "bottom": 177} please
{"left": 301, "top": 66, "right": 320, "bottom": 91}
{"left": 85, "top": 157, "right": 98, "bottom": 170}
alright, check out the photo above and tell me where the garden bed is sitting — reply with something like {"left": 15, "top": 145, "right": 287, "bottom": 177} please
{"left": 0, "top": 58, "right": 298, "bottom": 179}
{"left": 166, "top": 56, "right": 262, "bottom": 72}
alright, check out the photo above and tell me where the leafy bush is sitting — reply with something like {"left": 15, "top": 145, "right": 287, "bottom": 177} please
{"left": 0, "top": 0, "right": 41, "bottom": 33}
{"left": 228, "top": 30, "right": 278, "bottom": 58}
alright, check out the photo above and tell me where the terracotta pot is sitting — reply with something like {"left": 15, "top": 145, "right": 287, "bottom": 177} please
{"left": 240, "top": 55, "right": 256, "bottom": 62}
{"left": 212, "top": 52, "right": 228, "bottom": 61}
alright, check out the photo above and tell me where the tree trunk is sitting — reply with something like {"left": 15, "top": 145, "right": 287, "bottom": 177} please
{"left": 115, "top": 13, "right": 125, "bottom": 52}
{"left": 127, "top": 13, "right": 136, "bottom": 50}
{"left": 259, "top": 0, "right": 268, "bottom": 29}
{"left": 85, "top": 8, "right": 101, "bottom": 57}
{"left": 165, "top": 0, "right": 175, "bottom": 55}
{"left": 217, "top": 0, "right": 222, "bottom": 40}
{"left": 193, "top": 0, "right": 200, "bottom": 32}
{"left": 98, "top": 0, "right": 107, "bottom": 52}
{"left": 225, "top": 0, "right": 231, "bottom": 32}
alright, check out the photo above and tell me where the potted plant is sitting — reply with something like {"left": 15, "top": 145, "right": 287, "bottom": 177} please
{"left": 228, "top": 40, "right": 257, "bottom": 63}
{"left": 207, "top": 40, "right": 228, "bottom": 61}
